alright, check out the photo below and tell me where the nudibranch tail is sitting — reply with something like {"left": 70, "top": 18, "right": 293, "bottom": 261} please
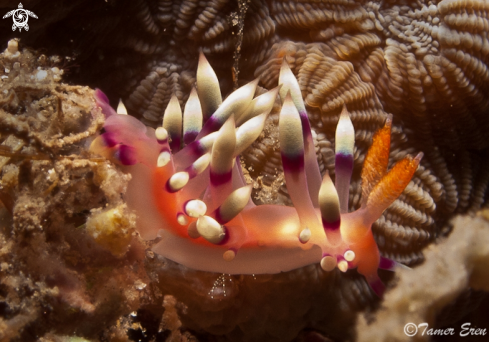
{"left": 90, "top": 56, "right": 422, "bottom": 297}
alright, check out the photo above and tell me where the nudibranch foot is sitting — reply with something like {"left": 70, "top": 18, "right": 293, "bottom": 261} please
{"left": 90, "top": 53, "right": 422, "bottom": 297}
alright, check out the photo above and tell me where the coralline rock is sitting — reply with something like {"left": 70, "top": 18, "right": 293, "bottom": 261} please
{"left": 0, "top": 40, "right": 151, "bottom": 341}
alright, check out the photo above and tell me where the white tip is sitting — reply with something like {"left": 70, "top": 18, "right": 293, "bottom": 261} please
{"left": 168, "top": 172, "right": 189, "bottom": 192}
{"left": 279, "top": 92, "right": 304, "bottom": 157}
{"left": 196, "top": 215, "right": 226, "bottom": 244}
{"left": 185, "top": 199, "right": 207, "bottom": 218}
{"left": 117, "top": 99, "right": 128, "bottom": 115}
{"left": 191, "top": 153, "right": 211, "bottom": 176}
{"left": 155, "top": 127, "right": 169, "bottom": 142}
{"left": 234, "top": 114, "right": 267, "bottom": 157}
{"left": 157, "top": 151, "right": 171, "bottom": 167}
{"left": 177, "top": 213, "right": 188, "bottom": 226}
{"left": 320, "top": 255, "right": 337, "bottom": 272}
{"left": 335, "top": 106, "right": 355, "bottom": 155}
{"left": 344, "top": 250, "right": 355, "bottom": 262}
{"left": 338, "top": 260, "right": 349, "bottom": 273}
{"left": 299, "top": 227, "right": 311, "bottom": 243}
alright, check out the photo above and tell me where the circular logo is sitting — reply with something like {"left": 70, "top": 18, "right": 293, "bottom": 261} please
{"left": 13, "top": 10, "right": 27, "bottom": 28}
{"left": 404, "top": 323, "right": 418, "bottom": 336}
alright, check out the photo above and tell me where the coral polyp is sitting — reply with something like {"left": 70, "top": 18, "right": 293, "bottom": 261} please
{"left": 90, "top": 53, "right": 422, "bottom": 296}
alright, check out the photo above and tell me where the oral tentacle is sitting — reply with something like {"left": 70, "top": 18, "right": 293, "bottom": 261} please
{"left": 361, "top": 114, "right": 392, "bottom": 206}
{"left": 94, "top": 88, "right": 117, "bottom": 118}
{"left": 365, "top": 152, "right": 423, "bottom": 226}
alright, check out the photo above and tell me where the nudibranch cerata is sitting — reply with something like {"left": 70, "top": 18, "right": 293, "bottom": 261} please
{"left": 90, "top": 53, "right": 423, "bottom": 296}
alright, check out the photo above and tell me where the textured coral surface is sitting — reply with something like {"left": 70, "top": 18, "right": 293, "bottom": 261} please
{"left": 0, "top": 41, "right": 152, "bottom": 341}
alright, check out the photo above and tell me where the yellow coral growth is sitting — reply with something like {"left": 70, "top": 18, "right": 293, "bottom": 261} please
{"left": 86, "top": 205, "right": 135, "bottom": 256}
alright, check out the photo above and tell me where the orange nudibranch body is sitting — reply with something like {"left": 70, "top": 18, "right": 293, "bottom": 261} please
{"left": 90, "top": 56, "right": 422, "bottom": 296}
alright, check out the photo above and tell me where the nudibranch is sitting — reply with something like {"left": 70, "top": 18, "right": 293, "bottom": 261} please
{"left": 90, "top": 53, "right": 422, "bottom": 296}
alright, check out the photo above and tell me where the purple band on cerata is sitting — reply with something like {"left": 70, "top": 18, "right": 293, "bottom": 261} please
{"left": 322, "top": 218, "right": 341, "bottom": 231}
{"left": 200, "top": 116, "right": 222, "bottom": 137}
{"left": 299, "top": 111, "right": 312, "bottom": 139}
{"left": 184, "top": 131, "right": 199, "bottom": 145}
{"left": 210, "top": 170, "right": 232, "bottom": 186}
{"left": 169, "top": 137, "right": 181, "bottom": 153}
{"left": 281, "top": 152, "right": 305, "bottom": 173}
{"left": 335, "top": 153, "right": 354, "bottom": 172}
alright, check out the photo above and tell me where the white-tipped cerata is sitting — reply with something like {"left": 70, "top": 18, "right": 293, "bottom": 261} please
{"left": 168, "top": 171, "right": 189, "bottom": 192}
{"left": 186, "top": 153, "right": 211, "bottom": 178}
{"left": 185, "top": 199, "right": 207, "bottom": 218}
{"left": 279, "top": 92, "right": 304, "bottom": 158}
{"left": 344, "top": 250, "right": 355, "bottom": 262}
{"left": 211, "top": 117, "right": 236, "bottom": 176}
{"left": 163, "top": 94, "right": 183, "bottom": 151}
{"left": 234, "top": 114, "right": 267, "bottom": 157}
{"left": 279, "top": 59, "right": 306, "bottom": 113}
{"left": 299, "top": 227, "right": 311, "bottom": 243}
{"left": 196, "top": 215, "right": 226, "bottom": 244}
{"left": 320, "top": 256, "right": 337, "bottom": 272}
{"left": 236, "top": 86, "right": 279, "bottom": 126}
{"left": 197, "top": 51, "right": 222, "bottom": 119}
{"left": 318, "top": 172, "right": 340, "bottom": 225}
{"left": 117, "top": 99, "right": 128, "bottom": 115}
{"left": 337, "top": 260, "right": 349, "bottom": 273}
{"left": 335, "top": 106, "right": 355, "bottom": 213}
{"left": 217, "top": 185, "right": 252, "bottom": 224}
{"left": 155, "top": 127, "right": 169, "bottom": 143}
{"left": 183, "top": 87, "right": 203, "bottom": 144}
{"left": 157, "top": 151, "right": 171, "bottom": 167}
{"left": 198, "top": 78, "right": 259, "bottom": 139}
